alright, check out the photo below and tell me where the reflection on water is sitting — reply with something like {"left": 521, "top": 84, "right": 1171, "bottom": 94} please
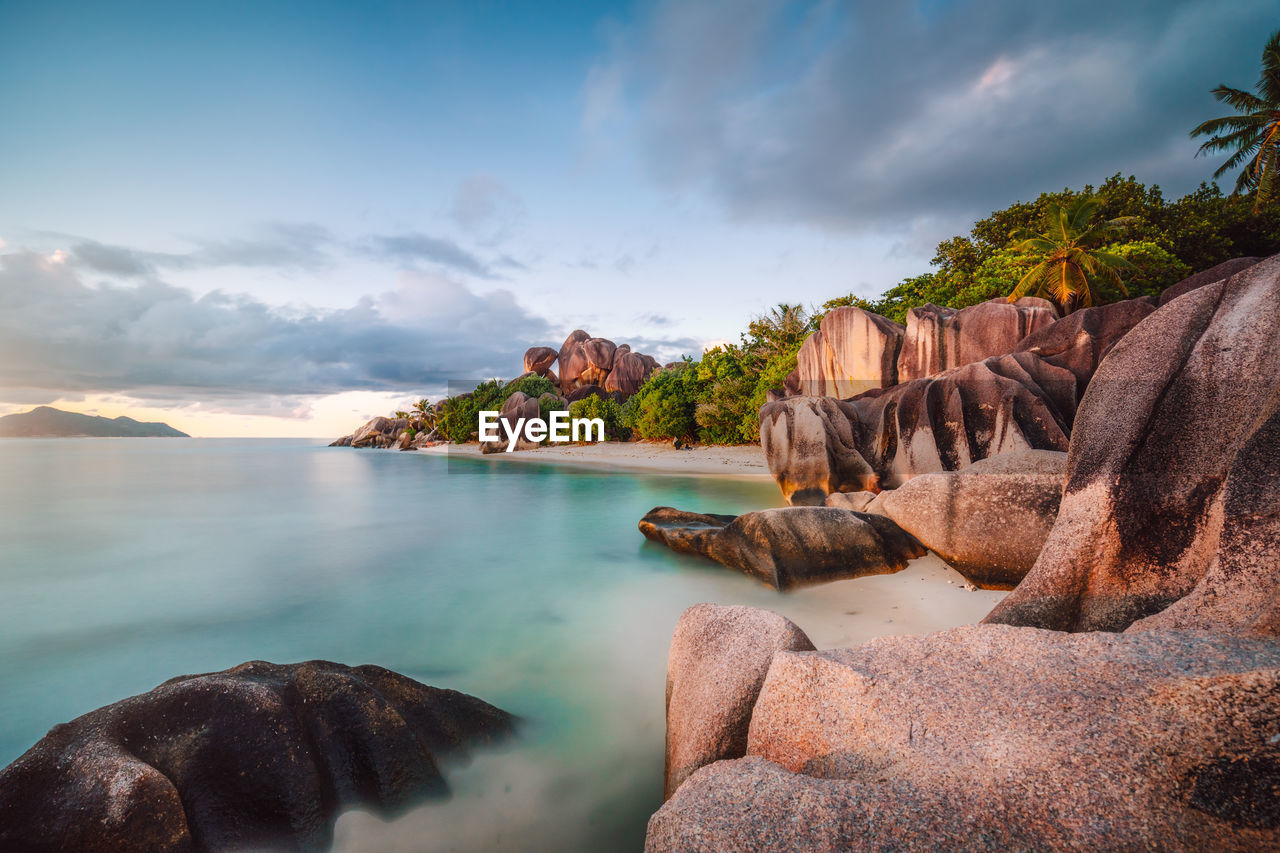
{"left": 0, "top": 439, "right": 1003, "bottom": 851}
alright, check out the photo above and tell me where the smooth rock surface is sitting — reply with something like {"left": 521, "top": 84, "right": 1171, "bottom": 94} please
{"left": 986, "top": 254, "right": 1280, "bottom": 632}
{"left": 0, "top": 660, "right": 514, "bottom": 853}
{"left": 647, "top": 624, "right": 1280, "bottom": 852}
{"left": 898, "top": 297, "right": 1058, "bottom": 381}
{"left": 877, "top": 449, "right": 1066, "bottom": 588}
{"left": 792, "top": 307, "right": 905, "bottom": 397}
{"left": 758, "top": 396, "right": 879, "bottom": 505}
{"left": 1013, "top": 296, "right": 1156, "bottom": 390}
{"left": 638, "top": 506, "right": 925, "bottom": 590}
{"left": 522, "top": 346, "right": 558, "bottom": 376}
{"left": 663, "top": 604, "right": 813, "bottom": 800}
{"left": 1159, "top": 256, "right": 1261, "bottom": 305}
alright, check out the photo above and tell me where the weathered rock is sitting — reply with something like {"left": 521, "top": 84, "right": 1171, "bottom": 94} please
{"left": 564, "top": 383, "right": 621, "bottom": 405}
{"left": 557, "top": 329, "right": 592, "bottom": 392}
{"left": 821, "top": 490, "right": 877, "bottom": 512}
{"left": 638, "top": 506, "right": 925, "bottom": 590}
{"left": 663, "top": 604, "right": 813, "bottom": 800}
{"left": 605, "top": 350, "right": 659, "bottom": 395}
{"left": 1159, "top": 256, "right": 1261, "bottom": 305}
{"left": 580, "top": 337, "right": 618, "bottom": 385}
{"left": 898, "top": 297, "right": 1059, "bottom": 381}
{"left": 481, "top": 391, "right": 541, "bottom": 454}
{"left": 763, "top": 348, "right": 1078, "bottom": 502}
{"left": 876, "top": 449, "right": 1066, "bottom": 588}
{"left": 522, "top": 346, "right": 558, "bottom": 376}
{"left": 0, "top": 660, "right": 514, "bottom": 853}
{"left": 329, "top": 434, "right": 353, "bottom": 447}
{"left": 1013, "top": 296, "right": 1156, "bottom": 389}
{"left": 986, "top": 254, "right": 1280, "bottom": 632}
{"left": 347, "top": 416, "right": 411, "bottom": 449}
{"left": 792, "top": 307, "right": 905, "bottom": 397}
{"left": 758, "top": 396, "right": 879, "bottom": 505}
{"left": 647, "top": 624, "right": 1280, "bottom": 852}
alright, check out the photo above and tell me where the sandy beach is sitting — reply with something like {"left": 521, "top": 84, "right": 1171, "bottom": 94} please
{"left": 420, "top": 440, "right": 773, "bottom": 480}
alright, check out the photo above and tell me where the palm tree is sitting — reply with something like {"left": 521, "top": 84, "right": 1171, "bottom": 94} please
{"left": 1190, "top": 29, "right": 1280, "bottom": 212}
{"left": 747, "top": 303, "right": 817, "bottom": 357}
{"left": 1006, "top": 197, "right": 1135, "bottom": 311}
{"left": 412, "top": 398, "right": 436, "bottom": 432}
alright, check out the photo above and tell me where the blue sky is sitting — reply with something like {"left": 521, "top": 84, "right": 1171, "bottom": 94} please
{"left": 0, "top": 0, "right": 1272, "bottom": 435}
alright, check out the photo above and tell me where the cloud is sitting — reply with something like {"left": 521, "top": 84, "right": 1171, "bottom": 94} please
{"left": 589, "top": 0, "right": 1276, "bottom": 232}
{"left": 65, "top": 223, "right": 335, "bottom": 277}
{"left": 0, "top": 249, "right": 554, "bottom": 408}
{"left": 364, "top": 232, "right": 497, "bottom": 278}
{"left": 449, "top": 174, "right": 526, "bottom": 245}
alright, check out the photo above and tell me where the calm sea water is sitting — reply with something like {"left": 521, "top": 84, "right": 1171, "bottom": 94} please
{"left": 0, "top": 439, "right": 1001, "bottom": 851}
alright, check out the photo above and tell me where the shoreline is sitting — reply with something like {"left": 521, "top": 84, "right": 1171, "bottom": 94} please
{"left": 418, "top": 439, "right": 774, "bottom": 480}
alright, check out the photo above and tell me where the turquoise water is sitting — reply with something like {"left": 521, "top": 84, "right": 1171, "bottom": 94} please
{"left": 0, "top": 439, "right": 1000, "bottom": 850}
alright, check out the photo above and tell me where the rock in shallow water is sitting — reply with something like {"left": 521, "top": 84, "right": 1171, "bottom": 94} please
{"left": 639, "top": 506, "right": 925, "bottom": 590}
{"left": 647, "top": 624, "right": 1280, "bottom": 852}
{"left": 0, "top": 660, "right": 515, "bottom": 852}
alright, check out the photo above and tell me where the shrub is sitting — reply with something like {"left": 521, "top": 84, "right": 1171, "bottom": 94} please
{"left": 624, "top": 363, "right": 701, "bottom": 440}
{"left": 568, "top": 394, "right": 629, "bottom": 440}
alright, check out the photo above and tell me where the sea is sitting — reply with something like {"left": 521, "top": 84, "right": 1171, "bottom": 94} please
{"left": 0, "top": 438, "right": 1002, "bottom": 851}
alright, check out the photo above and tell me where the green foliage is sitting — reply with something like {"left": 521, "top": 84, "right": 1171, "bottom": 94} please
{"left": 501, "top": 374, "right": 556, "bottom": 402}
{"left": 568, "top": 394, "right": 629, "bottom": 440}
{"left": 1101, "top": 241, "right": 1191, "bottom": 300}
{"left": 1190, "top": 29, "right": 1280, "bottom": 210}
{"left": 624, "top": 362, "right": 701, "bottom": 440}
{"left": 436, "top": 379, "right": 502, "bottom": 444}
{"left": 1007, "top": 196, "right": 1137, "bottom": 310}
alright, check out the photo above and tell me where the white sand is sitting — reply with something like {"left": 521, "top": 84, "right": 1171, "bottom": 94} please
{"left": 420, "top": 439, "right": 772, "bottom": 480}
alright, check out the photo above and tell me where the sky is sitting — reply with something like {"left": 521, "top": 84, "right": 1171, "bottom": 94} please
{"left": 0, "top": 0, "right": 1273, "bottom": 436}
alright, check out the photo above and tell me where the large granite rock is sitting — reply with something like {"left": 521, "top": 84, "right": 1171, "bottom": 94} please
{"left": 647, "top": 624, "right": 1280, "bottom": 852}
{"left": 1012, "top": 296, "right": 1156, "bottom": 390}
{"left": 986, "top": 254, "right": 1280, "bottom": 632}
{"left": 579, "top": 337, "right": 618, "bottom": 386}
{"left": 557, "top": 329, "right": 592, "bottom": 392}
{"left": 876, "top": 450, "right": 1066, "bottom": 588}
{"left": 791, "top": 307, "right": 904, "bottom": 397}
{"left": 897, "top": 297, "right": 1058, "bottom": 381}
{"left": 664, "top": 605, "right": 813, "bottom": 799}
{"left": 338, "top": 416, "right": 411, "bottom": 449}
{"left": 0, "top": 660, "right": 514, "bottom": 852}
{"left": 605, "top": 350, "right": 659, "bottom": 396}
{"left": 760, "top": 351, "right": 1077, "bottom": 501}
{"left": 1159, "top": 256, "right": 1261, "bottom": 305}
{"left": 758, "top": 396, "right": 880, "bottom": 505}
{"left": 522, "top": 346, "right": 558, "bottom": 376}
{"left": 638, "top": 506, "right": 925, "bottom": 590}
{"left": 481, "top": 391, "right": 541, "bottom": 454}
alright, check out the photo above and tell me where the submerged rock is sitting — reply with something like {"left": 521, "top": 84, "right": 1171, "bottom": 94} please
{"left": 876, "top": 449, "right": 1066, "bottom": 588}
{"left": 647, "top": 624, "right": 1280, "bottom": 852}
{"left": 986, "top": 254, "right": 1280, "bottom": 632}
{"left": 638, "top": 506, "right": 924, "bottom": 590}
{"left": 0, "top": 660, "right": 515, "bottom": 853}
{"left": 664, "top": 604, "right": 813, "bottom": 799}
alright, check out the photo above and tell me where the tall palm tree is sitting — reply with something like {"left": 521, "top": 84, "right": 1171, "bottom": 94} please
{"left": 747, "top": 303, "right": 816, "bottom": 357}
{"left": 1007, "top": 197, "right": 1135, "bottom": 312}
{"left": 1190, "top": 29, "right": 1280, "bottom": 212}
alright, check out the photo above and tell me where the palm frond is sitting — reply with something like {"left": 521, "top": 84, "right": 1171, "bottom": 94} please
{"left": 1209, "top": 85, "right": 1266, "bottom": 114}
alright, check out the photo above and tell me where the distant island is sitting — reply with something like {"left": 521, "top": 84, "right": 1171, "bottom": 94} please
{"left": 0, "top": 407, "right": 189, "bottom": 438}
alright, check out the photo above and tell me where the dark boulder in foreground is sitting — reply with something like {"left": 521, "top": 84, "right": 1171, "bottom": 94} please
{"left": 639, "top": 506, "right": 924, "bottom": 590}
{"left": 986, "top": 253, "right": 1280, "bottom": 632}
{"left": 0, "top": 660, "right": 514, "bottom": 853}
{"left": 663, "top": 604, "right": 813, "bottom": 800}
{"left": 648, "top": 624, "right": 1280, "bottom": 852}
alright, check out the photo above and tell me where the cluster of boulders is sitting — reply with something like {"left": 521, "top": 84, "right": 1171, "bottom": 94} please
{"left": 330, "top": 329, "right": 664, "bottom": 451}
{"left": 763, "top": 257, "right": 1260, "bottom": 502}
{"left": 0, "top": 660, "right": 514, "bottom": 852}
{"left": 530, "top": 330, "right": 662, "bottom": 400}
{"left": 646, "top": 255, "right": 1280, "bottom": 850}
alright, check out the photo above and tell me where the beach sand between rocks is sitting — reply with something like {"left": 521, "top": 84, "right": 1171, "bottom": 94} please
{"left": 421, "top": 440, "right": 773, "bottom": 479}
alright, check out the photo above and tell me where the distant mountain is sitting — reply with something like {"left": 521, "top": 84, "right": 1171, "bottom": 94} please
{"left": 0, "top": 407, "right": 190, "bottom": 438}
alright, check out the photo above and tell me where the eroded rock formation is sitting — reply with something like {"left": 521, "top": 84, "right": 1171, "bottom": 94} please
{"left": 648, "top": 626, "right": 1280, "bottom": 851}
{"left": 875, "top": 449, "right": 1066, "bottom": 588}
{"left": 790, "top": 307, "right": 905, "bottom": 397}
{"left": 897, "top": 297, "right": 1059, "bottom": 382}
{"left": 986, "top": 254, "right": 1280, "bottom": 632}
{"left": 0, "top": 660, "right": 514, "bottom": 852}
{"left": 639, "top": 506, "right": 924, "bottom": 590}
